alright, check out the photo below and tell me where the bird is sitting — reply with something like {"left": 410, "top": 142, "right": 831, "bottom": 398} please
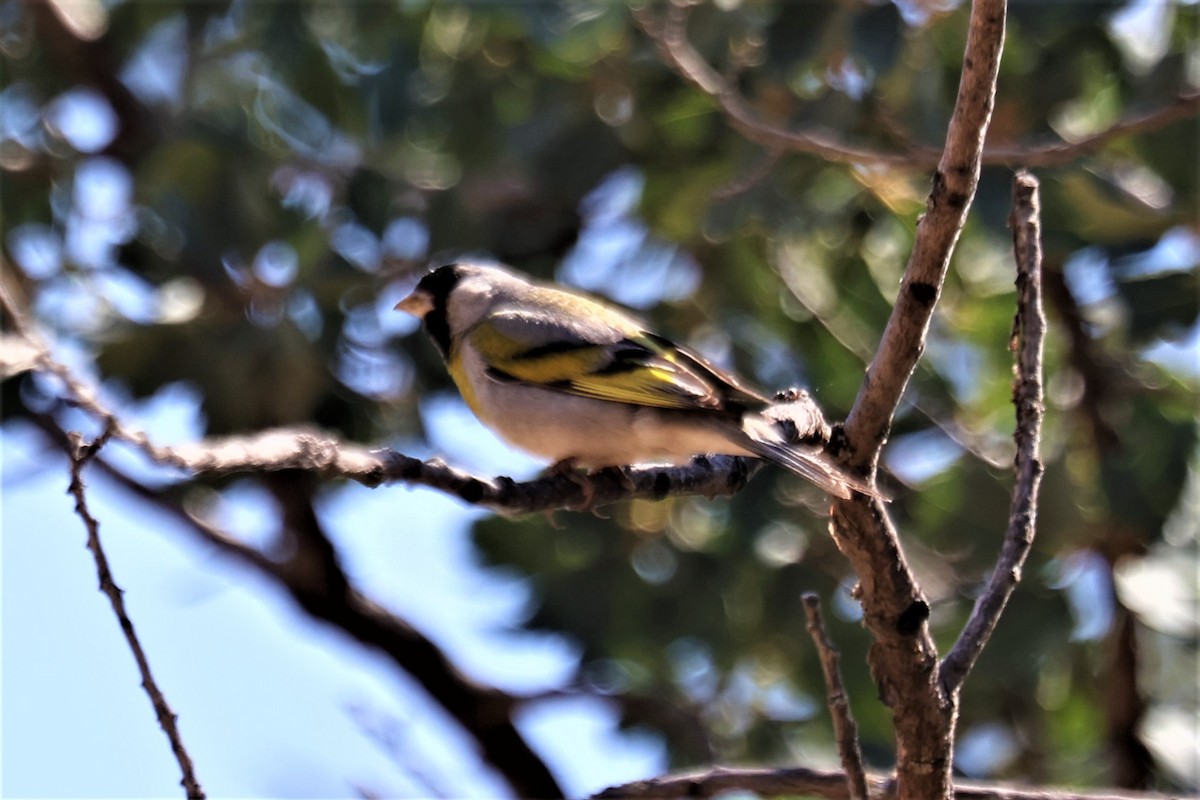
{"left": 395, "top": 262, "right": 880, "bottom": 500}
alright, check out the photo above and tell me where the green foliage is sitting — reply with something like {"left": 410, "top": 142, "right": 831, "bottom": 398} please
{"left": 3, "top": 0, "right": 1196, "bottom": 791}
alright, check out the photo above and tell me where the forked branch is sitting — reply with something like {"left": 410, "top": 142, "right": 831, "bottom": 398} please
{"left": 803, "top": 594, "right": 869, "bottom": 800}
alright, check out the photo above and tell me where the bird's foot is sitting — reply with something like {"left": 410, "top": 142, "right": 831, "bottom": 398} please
{"left": 546, "top": 458, "right": 596, "bottom": 512}
{"left": 595, "top": 464, "right": 637, "bottom": 495}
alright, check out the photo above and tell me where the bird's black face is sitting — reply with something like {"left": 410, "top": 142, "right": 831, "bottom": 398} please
{"left": 399, "top": 264, "right": 462, "bottom": 357}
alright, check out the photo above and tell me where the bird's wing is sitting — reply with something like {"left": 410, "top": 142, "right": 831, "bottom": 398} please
{"left": 466, "top": 303, "right": 765, "bottom": 413}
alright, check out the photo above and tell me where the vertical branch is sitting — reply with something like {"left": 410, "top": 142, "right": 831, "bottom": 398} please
{"left": 67, "top": 426, "right": 206, "bottom": 800}
{"left": 826, "top": 1, "right": 1007, "bottom": 797}
{"left": 802, "top": 594, "right": 870, "bottom": 800}
{"left": 841, "top": 0, "right": 1007, "bottom": 463}
{"left": 940, "top": 171, "right": 1047, "bottom": 695}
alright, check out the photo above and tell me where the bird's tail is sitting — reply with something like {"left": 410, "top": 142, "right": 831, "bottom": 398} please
{"left": 740, "top": 408, "right": 887, "bottom": 501}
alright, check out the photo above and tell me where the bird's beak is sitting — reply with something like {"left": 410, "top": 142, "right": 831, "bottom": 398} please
{"left": 395, "top": 289, "right": 433, "bottom": 318}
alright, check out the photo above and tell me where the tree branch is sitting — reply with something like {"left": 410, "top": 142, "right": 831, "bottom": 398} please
{"left": 595, "top": 765, "right": 880, "bottom": 800}
{"left": 940, "top": 171, "right": 1047, "bottom": 695}
{"left": 822, "top": 0, "right": 1008, "bottom": 798}
{"left": 1, "top": 266, "right": 764, "bottom": 514}
{"left": 841, "top": 0, "right": 1005, "bottom": 464}
{"left": 778, "top": 260, "right": 1010, "bottom": 471}
{"left": 632, "top": 4, "right": 920, "bottom": 170}
{"left": 66, "top": 423, "right": 206, "bottom": 799}
{"left": 594, "top": 765, "right": 1188, "bottom": 800}
{"left": 253, "top": 476, "right": 565, "bottom": 800}
{"left": 982, "top": 92, "right": 1200, "bottom": 167}
{"left": 183, "top": 497, "right": 566, "bottom": 798}
{"left": 638, "top": 1, "right": 1012, "bottom": 796}
{"left": 633, "top": 5, "right": 1198, "bottom": 171}
{"left": 802, "top": 593, "right": 869, "bottom": 800}
{"left": 31, "top": 411, "right": 566, "bottom": 800}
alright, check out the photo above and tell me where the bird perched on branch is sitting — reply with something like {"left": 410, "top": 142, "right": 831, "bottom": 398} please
{"left": 396, "top": 262, "right": 880, "bottom": 500}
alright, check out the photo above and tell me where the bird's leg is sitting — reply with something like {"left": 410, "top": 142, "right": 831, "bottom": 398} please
{"left": 546, "top": 458, "right": 596, "bottom": 511}
{"left": 595, "top": 464, "right": 638, "bottom": 495}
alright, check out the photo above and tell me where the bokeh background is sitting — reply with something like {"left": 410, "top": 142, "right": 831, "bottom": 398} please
{"left": 2, "top": 0, "right": 1197, "bottom": 797}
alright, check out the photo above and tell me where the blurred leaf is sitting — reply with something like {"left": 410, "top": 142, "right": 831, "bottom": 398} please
{"left": 1054, "top": 171, "right": 1180, "bottom": 244}
{"left": 1115, "top": 269, "right": 1199, "bottom": 344}
{"left": 850, "top": 2, "right": 905, "bottom": 79}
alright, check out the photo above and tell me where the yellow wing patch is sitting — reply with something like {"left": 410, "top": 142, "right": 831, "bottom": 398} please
{"left": 563, "top": 363, "right": 715, "bottom": 410}
{"left": 464, "top": 308, "right": 763, "bottom": 414}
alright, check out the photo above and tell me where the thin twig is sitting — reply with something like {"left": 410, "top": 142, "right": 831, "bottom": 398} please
{"left": 939, "top": 171, "right": 1047, "bottom": 695}
{"left": 594, "top": 765, "right": 883, "bottom": 800}
{"left": 49, "top": 422, "right": 567, "bottom": 799}
{"left": 801, "top": 593, "right": 869, "bottom": 800}
{"left": 633, "top": 5, "right": 919, "bottom": 169}
{"left": 348, "top": 705, "right": 455, "bottom": 800}
{"left": 594, "top": 765, "right": 1188, "bottom": 800}
{"left": 0, "top": 269, "right": 166, "bottom": 461}
{"left": 633, "top": 6, "right": 1198, "bottom": 171}
{"left": 66, "top": 424, "right": 205, "bottom": 800}
{"left": 981, "top": 92, "right": 1200, "bottom": 167}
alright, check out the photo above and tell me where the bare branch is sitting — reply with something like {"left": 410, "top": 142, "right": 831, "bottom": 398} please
{"left": 2, "top": 265, "right": 764, "bottom": 514}
{"left": 636, "top": 0, "right": 1014, "bottom": 794}
{"left": 27, "top": 398, "right": 761, "bottom": 516}
{"left": 36, "top": 413, "right": 566, "bottom": 800}
{"left": 940, "top": 171, "right": 1046, "bottom": 695}
{"left": 594, "top": 765, "right": 883, "bottom": 800}
{"left": 982, "top": 92, "right": 1200, "bottom": 167}
{"left": 56, "top": 418, "right": 763, "bottom": 513}
{"left": 633, "top": 6, "right": 1198, "bottom": 171}
{"left": 822, "top": 0, "right": 1008, "bottom": 797}
{"left": 66, "top": 424, "right": 205, "bottom": 800}
{"left": 632, "top": 5, "right": 920, "bottom": 170}
{"left": 381, "top": 449, "right": 763, "bottom": 511}
{"left": 842, "top": 0, "right": 1005, "bottom": 465}
{"left": 594, "top": 765, "right": 1188, "bottom": 800}
{"left": 0, "top": 269, "right": 177, "bottom": 464}
{"left": 802, "top": 593, "right": 869, "bottom": 800}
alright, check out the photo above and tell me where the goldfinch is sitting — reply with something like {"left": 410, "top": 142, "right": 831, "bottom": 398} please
{"left": 396, "top": 262, "right": 878, "bottom": 500}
